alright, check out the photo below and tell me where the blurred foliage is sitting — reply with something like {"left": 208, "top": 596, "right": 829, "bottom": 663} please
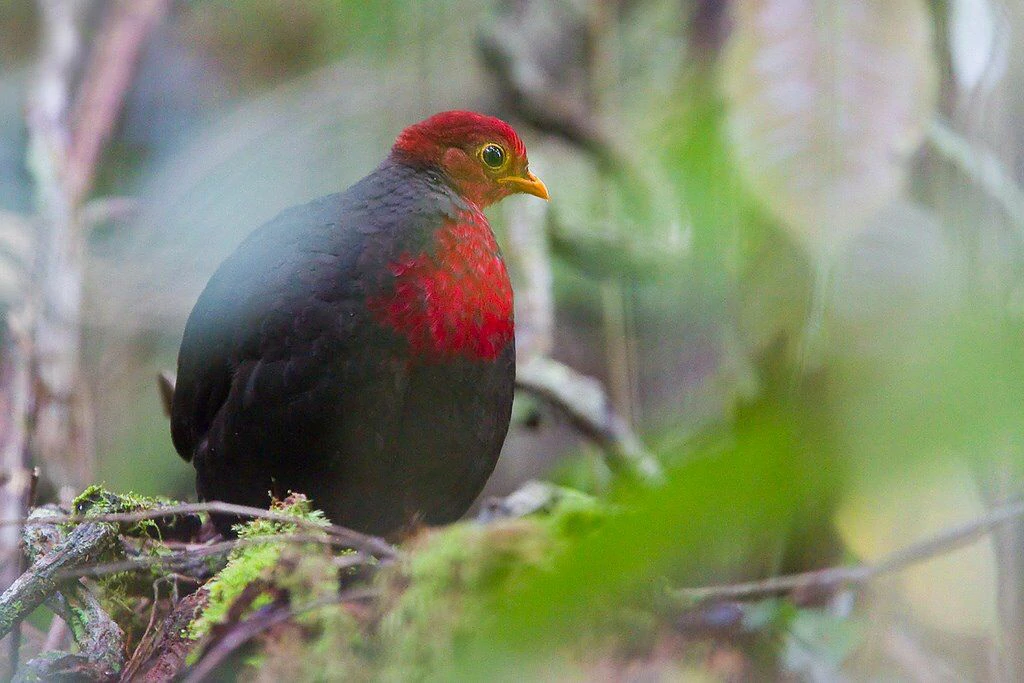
{"left": 4, "top": 0, "right": 1024, "bottom": 677}
{"left": 0, "top": 2, "right": 37, "bottom": 65}
{"left": 178, "top": 0, "right": 408, "bottom": 87}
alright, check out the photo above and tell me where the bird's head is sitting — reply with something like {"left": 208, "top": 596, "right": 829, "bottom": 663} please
{"left": 391, "top": 110, "right": 549, "bottom": 208}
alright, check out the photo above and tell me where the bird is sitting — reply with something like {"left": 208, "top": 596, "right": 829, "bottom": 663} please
{"left": 170, "top": 110, "right": 548, "bottom": 537}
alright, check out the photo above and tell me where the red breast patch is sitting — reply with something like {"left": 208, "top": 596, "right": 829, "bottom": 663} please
{"left": 368, "top": 211, "right": 514, "bottom": 361}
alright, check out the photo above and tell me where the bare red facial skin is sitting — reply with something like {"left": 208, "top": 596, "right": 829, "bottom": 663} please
{"left": 367, "top": 208, "right": 514, "bottom": 362}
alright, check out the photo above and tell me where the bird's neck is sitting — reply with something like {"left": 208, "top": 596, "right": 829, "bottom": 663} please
{"left": 368, "top": 207, "right": 514, "bottom": 362}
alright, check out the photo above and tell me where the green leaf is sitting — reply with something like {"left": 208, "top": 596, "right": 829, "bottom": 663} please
{"left": 453, "top": 400, "right": 814, "bottom": 675}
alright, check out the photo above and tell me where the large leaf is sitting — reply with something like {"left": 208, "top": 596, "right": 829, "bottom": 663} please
{"left": 722, "top": 0, "right": 938, "bottom": 257}
{"left": 948, "top": 0, "right": 1008, "bottom": 95}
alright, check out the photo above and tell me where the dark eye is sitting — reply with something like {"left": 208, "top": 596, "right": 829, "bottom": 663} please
{"left": 481, "top": 144, "right": 506, "bottom": 169}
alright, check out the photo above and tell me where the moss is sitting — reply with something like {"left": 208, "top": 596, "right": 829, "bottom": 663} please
{"left": 373, "top": 491, "right": 608, "bottom": 679}
{"left": 229, "top": 487, "right": 610, "bottom": 679}
{"left": 243, "top": 551, "right": 374, "bottom": 682}
{"left": 198, "top": 499, "right": 368, "bottom": 679}
{"left": 535, "top": 486, "right": 608, "bottom": 538}
{"left": 56, "top": 484, "right": 623, "bottom": 678}
{"left": 71, "top": 485, "right": 178, "bottom": 539}
{"left": 0, "top": 601, "right": 24, "bottom": 634}
{"left": 375, "top": 519, "right": 545, "bottom": 679}
{"left": 65, "top": 486, "right": 188, "bottom": 643}
{"left": 188, "top": 495, "right": 329, "bottom": 644}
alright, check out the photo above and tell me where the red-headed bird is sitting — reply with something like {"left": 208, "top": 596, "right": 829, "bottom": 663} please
{"left": 171, "top": 111, "right": 548, "bottom": 536}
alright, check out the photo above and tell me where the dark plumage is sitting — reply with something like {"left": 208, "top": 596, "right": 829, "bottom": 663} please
{"left": 171, "top": 111, "right": 548, "bottom": 536}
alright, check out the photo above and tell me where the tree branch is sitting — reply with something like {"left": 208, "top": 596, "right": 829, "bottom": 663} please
{"left": 928, "top": 120, "right": 1024, "bottom": 238}
{"left": 55, "top": 534, "right": 379, "bottom": 581}
{"left": 16, "top": 0, "right": 169, "bottom": 508}
{"left": 0, "top": 508, "right": 119, "bottom": 641}
{"left": 25, "top": 0, "right": 92, "bottom": 494}
{"left": 516, "top": 356, "right": 663, "bottom": 483}
{"left": 505, "top": 196, "right": 554, "bottom": 361}
{"left": 675, "top": 497, "right": 1024, "bottom": 603}
{"left": 66, "top": 0, "right": 172, "bottom": 205}
{"left": 0, "top": 500, "right": 397, "bottom": 559}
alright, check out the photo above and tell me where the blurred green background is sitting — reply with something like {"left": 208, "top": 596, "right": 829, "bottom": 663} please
{"left": 3, "top": 0, "right": 1024, "bottom": 677}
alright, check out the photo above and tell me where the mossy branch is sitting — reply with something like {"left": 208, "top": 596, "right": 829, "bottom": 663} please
{"left": 0, "top": 509, "right": 119, "bottom": 641}
{"left": 0, "top": 500, "right": 397, "bottom": 560}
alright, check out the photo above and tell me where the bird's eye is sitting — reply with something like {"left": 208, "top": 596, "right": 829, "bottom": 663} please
{"left": 480, "top": 144, "right": 507, "bottom": 169}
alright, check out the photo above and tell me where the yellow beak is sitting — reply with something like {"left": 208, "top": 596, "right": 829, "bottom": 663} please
{"left": 500, "top": 171, "right": 550, "bottom": 201}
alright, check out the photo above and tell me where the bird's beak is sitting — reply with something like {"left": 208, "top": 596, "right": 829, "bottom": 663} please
{"left": 500, "top": 171, "right": 550, "bottom": 201}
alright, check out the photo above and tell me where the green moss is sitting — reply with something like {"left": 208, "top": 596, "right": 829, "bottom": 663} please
{"left": 71, "top": 485, "right": 179, "bottom": 539}
{"left": 374, "top": 491, "right": 608, "bottom": 679}
{"left": 376, "top": 519, "right": 543, "bottom": 679}
{"left": 188, "top": 495, "right": 330, "bottom": 644}
{"left": 535, "top": 487, "right": 608, "bottom": 538}
{"left": 236, "top": 550, "right": 374, "bottom": 682}
{"left": 0, "top": 601, "right": 24, "bottom": 634}
{"left": 64, "top": 483, "right": 617, "bottom": 678}
{"left": 211, "top": 486, "right": 612, "bottom": 679}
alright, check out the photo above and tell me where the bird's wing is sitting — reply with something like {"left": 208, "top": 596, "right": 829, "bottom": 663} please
{"left": 170, "top": 192, "right": 369, "bottom": 462}
{"left": 170, "top": 164, "right": 461, "bottom": 464}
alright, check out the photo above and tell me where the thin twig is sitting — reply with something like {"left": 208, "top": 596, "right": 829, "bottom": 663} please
{"left": 0, "top": 501, "right": 396, "bottom": 558}
{"left": 56, "top": 534, "right": 378, "bottom": 580}
{"left": 516, "top": 356, "right": 663, "bottom": 482}
{"left": 676, "top": 498, "right": 1024, "bottom": 602}
{"left": 928, "top": 120, "right": 1024, "bottom": 237}
{"left": 130, "top": 580, "right": 165, "bottom": 670}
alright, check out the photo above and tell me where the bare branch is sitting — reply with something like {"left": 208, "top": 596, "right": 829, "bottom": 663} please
{"left": 66, "top": 0, "right": 172, "bottom": 204}
{"left": 516, "top": 356, "right": 663, "bottom": 483}
{"left": 25, "top": 0, "right": 91, "bottom": 493}
{"left": 18, "top": 0, "right": 169, "bottom": 501}
{"left": 56, "top": 535, "right": 380, "bottom": 581}
{"left": 505, "top": 197, "right": 554, "bottom": 361}
{"left": 676, "top": 498, "right": 1024, "bottom": 603}
{"left": 0, "top": 500, "right": 397, "bottom": 559}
